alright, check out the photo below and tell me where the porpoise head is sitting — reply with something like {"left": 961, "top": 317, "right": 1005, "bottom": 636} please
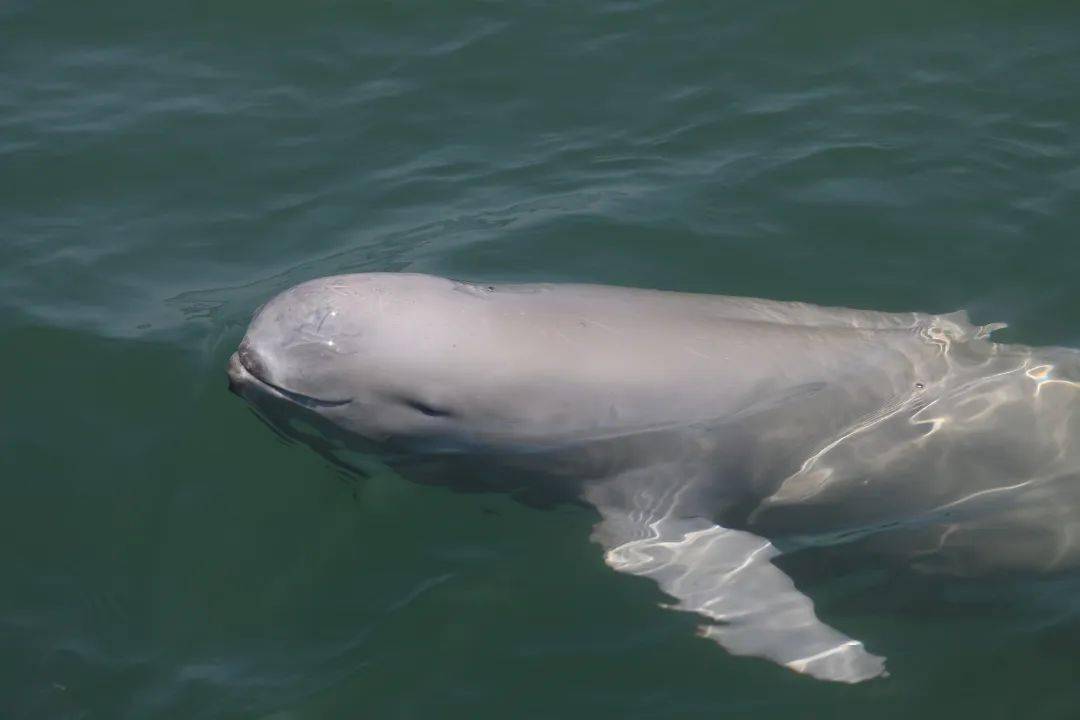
{"left": 228, "top": 272, "right": 714, "bottom": 461}
{"left": 228, "top": 273, "right": 484, "bottom": 450}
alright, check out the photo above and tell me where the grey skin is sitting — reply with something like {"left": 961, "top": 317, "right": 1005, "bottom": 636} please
{"left": 227, "top": 272, "right": 1080, "bottom": 683}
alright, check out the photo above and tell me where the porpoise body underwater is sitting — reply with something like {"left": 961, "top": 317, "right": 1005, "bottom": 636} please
{"left": 227, "top": 273, "right": 1080, "bottom": 682}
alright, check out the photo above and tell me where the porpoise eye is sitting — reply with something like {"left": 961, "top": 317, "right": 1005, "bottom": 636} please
{"left": 404, "top": 398, "right": 454, "bottom": 418}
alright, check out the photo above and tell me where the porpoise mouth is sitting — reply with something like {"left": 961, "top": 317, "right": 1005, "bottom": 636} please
{"left": 232, "top": 347, "right": 352, "bottom": 408}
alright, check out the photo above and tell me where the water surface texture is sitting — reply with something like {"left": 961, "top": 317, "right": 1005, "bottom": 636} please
{"left": 4, "top": 2, "right": 1080, "bottom": 718}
